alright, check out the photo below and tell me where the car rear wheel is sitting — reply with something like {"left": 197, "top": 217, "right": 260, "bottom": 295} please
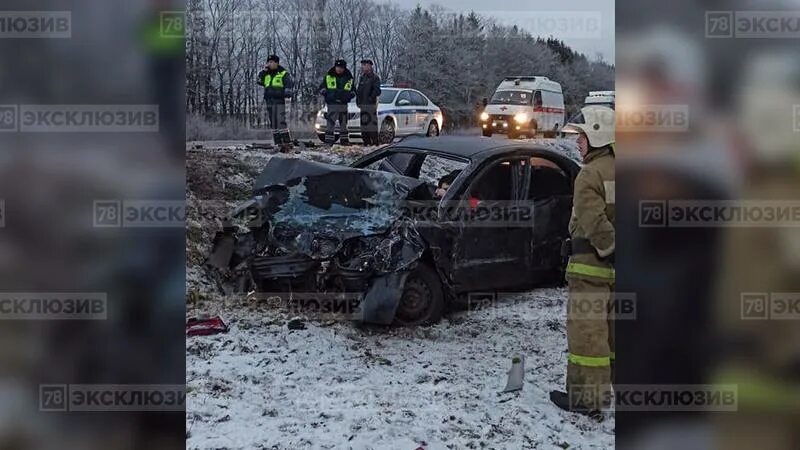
{"left": 318, "top": 133, "right": 340, "bottom": 143}
{"left": 394, "top": 263, "right": 444, "bottom": 326}
{"left": 426, "top": 120, "right": 439, "bottom": 137}
{"left": 379, "top": 119, "right": 395, "bottom": 144}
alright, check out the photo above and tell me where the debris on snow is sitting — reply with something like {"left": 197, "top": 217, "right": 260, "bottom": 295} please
{"left": 287, "top": 317, "right": 306, "bottom": 330}
{"left": 501, "top": 355, "right": 525, "bottom": 393}
{"left": 186, "top": 316, "right": 229, "bottom": 336}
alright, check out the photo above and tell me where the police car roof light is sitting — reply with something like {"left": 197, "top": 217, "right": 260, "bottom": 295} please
{"left": 503, "top": 76, "right": 546, "bottom": 82}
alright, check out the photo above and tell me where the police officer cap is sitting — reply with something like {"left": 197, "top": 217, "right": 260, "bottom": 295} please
{"left": 335, "top": 59, "right": 347, "bottom": 68}
{"left": 267, "top": 55, "right": 280, "bottom": 63}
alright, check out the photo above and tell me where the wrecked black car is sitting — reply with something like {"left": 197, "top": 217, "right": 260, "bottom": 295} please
{"left": 207, "top": 136, "right": 580, "bottom": 325}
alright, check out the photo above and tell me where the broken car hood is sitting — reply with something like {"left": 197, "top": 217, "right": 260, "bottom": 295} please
{"left": 246, "top": 157, "right": 432, "bottom": 258}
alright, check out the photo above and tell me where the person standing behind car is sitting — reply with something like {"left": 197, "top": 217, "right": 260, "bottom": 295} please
{"left": 356, "top": 59, "right": 381, "bottom": 145}
{"left": 319, "top": 59, "right": 355, "bottom": 146}
{"left": 256, "top": 55, "right": 294, "bottom": 145}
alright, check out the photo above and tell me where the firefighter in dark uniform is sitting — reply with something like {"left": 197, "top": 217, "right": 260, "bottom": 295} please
{"left": 355, "top": 59, "right": 382, "bottom": 145}
{"left": 319, "top": 59, "right": 355, "bottom": 146}
{"left": 257, "top": 55, "right": 294, "bottom": 146}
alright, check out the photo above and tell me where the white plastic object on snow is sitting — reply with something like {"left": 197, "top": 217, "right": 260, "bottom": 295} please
{"left": 501, "top": 355, "right": 525, "bottom": 393}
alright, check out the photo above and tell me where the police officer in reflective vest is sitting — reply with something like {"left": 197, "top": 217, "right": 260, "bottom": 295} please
{"left": 550, "top": 105, "right": 616, "bottom": 418}
{"left": 257, "top": 55, "right": 293, "bottom": 145}
{"left": 319, "top": 59, "right": 355, "bottom": 145}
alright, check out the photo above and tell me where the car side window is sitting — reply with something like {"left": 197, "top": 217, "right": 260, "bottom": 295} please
{"left": 396, "top": 91, "right": 411, "bottom": 106}
{"left": 527, "top": 157, "right": 570, "bottom": 200}
{"left": 363, "top": 152, "right": 415, "bottom": 175}
{"left": 467, "top": 159, "right": 527, "bottom": 202}
{"left": 542, "top": 91, "right": 563, "bottom": 108}
{"left": 409, "top": 91, "right": 428, "bottom": 106}
{"left": 533, "top": 91, "right": 543, "bottom": 108}
{"left": 386, "top": 152, "right": 415, "bottom": 174}
{"left": 418, "top": 155, "right": 467, "bottom": 186}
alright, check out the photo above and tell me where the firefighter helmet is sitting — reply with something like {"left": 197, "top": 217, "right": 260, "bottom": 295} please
{"left": 564, "top": 105, "right": 615, "bottom": 149}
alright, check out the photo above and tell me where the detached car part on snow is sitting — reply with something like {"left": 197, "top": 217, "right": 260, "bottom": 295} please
{"left": 207, "top": 137, "right": 580, "bottom": 325}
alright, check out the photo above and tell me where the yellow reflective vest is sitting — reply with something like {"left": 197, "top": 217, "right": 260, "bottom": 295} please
{"left": 325, "top": 74, "right": 352, "bottom": 91}
{"left": 263, "top": 70, "right": 287, "bottom": 88}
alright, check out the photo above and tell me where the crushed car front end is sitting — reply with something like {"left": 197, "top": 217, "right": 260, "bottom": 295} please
{"left": 206, "top": 157, "right": 435, "bottom": 324}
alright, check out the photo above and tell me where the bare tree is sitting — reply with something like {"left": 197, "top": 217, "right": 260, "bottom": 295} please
{"left": 186, "top": 0, "right": 614, "bottom": 137}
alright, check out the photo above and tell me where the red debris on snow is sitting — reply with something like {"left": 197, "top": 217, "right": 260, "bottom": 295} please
{"left": 186, "top": 316, "right": 228, "bottom": 336}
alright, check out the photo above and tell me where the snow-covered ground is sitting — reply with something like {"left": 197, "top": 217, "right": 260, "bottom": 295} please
{"left": 186, "top": 136, "right": 611, "bottom": 449}
{"left": 186, "top": 289, "right": 614, "bottom": 449}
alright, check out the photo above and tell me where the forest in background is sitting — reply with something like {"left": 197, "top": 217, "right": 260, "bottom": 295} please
{"left": 185, "top": 0, "right": 614, "bottom": 138}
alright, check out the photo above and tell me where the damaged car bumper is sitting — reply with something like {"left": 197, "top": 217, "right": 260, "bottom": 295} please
{"left": 206, "top": 157, "right": 432, "bottom": 324}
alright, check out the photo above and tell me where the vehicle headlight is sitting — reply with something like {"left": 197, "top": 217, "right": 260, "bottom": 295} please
{"left": 480, "top": 112, "right": 489, "bottom": 121}
{"left": 514, "top": 113, "right": 529, "bottom": 124}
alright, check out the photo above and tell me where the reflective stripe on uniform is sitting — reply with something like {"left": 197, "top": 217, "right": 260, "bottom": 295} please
{"left": 566, "top": 262, "right": 615, "bottom": 279}
{"left": 273, "top": 70, "right": 286, "bottom": 87}
{"left": 264, "top": 70, "right": 286, "bottom": 88}
{"left": 714, "top": 368, "right": 800, "bottom": 411}
{"left": 325, "top": 74, "right": 337, "bottom": 89}
{"left": 344, "top": 79, "right": 353, "bottom": 91}
{"left": 604, "top": 181, "right": 615, "bottom": 204}
{"left": 568, "top": 353, "right": 611, "bottom": 367}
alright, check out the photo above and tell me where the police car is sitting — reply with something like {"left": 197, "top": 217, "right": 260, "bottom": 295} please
{"left": 314, "top": 86, "right": 444, "bottom": 144}
{"left": 584, "top": 90, "right": 615, "bottom": 109}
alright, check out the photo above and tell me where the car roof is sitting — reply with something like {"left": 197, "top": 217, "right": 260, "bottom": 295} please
{"left": 386, "top": 136, "right": 546, "bottom": 159}
{"left": 385, "top": 87, "right": 428, "bottom": 96}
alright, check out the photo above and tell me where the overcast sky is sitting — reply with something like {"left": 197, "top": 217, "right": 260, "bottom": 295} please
{"left": 402, "top": 0, "right": 615, "bottom": 62}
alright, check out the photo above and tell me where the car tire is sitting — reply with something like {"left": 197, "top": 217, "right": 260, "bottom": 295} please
{"left": 379, "top": 119, "right": 396, "bottom": 144}
{"left": 527, "top": 120, "right": 539, "bottom": 138}
{"left": 426, "top": 120, "right": 439, "bottom": 137}
{"left": 394, "top": 263, "right": 445, "bottom": 326}
{"left": 481, "top": 129, "right": 493, "bottom": 137}
{"left": 318, "top": 133, "right": 340, "bottom": 143}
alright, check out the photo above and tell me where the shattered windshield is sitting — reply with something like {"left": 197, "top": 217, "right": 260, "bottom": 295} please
{"left": 419, "top": 155, "right": 468, "bottom": 186}
{"left": 254, "top": 158, "right": 433, "bottom": 237}
{"left": 490, "top": 90, "right": 532, "bottom": 105}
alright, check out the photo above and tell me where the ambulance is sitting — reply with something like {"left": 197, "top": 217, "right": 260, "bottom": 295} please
{"left": 480, "top": 76, "right": 565, "bottom": 139}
